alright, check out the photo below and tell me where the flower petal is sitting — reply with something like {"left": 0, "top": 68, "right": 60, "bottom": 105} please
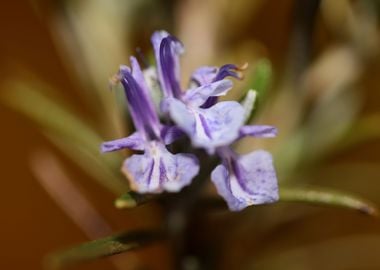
{"left": 168, "top": 99, "right": 245, "bottom": 153}
{"left": 200, "top": 64, "right": 243, "bottom": 108}
{"left": 241, "top": 89, "right": 257, "bottom": 121}
{"left": 183, "top": 79, "right": 233, "bottom": 107}
{"left": 161, "top": 125, "right": 185, "bottom": 145}
{"left": 119, "top": 59, "right": 161, "bottom": 139}
{"left": 151, "top": 30, "right": 169, "bottom": 95}
{"left": 123, "top": 142, "right": 199, "bottom": 193}
{"left": 152, "top": 32, "right": 184, "bottom": 98}
{"left": 190, "top": 66, "right": 218, "bottom": 86}
{"left": 101, "top": 132, "right": 145, "bottom": 152}
{"left": 239, "top": 125, "right": 278, "bottom": 138}
{"left": 211, "top": 150, "right": 279, "bottom": 211}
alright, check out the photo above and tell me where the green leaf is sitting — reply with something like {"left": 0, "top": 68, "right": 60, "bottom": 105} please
{"left": 2, "top": 82, "right": 127, "bottom": 194}
{"left": 46, "top": 230, "right": 162, "bottom": 269}
{"left": 241, "top": 59, "right": 272, "bottom": 122}
{"left": 47, "top": 135, "right": 127, "bottom": 194}
{"left": 280, "top": 186, "right": 378, "bottom": 216}
{"left": 249, "top": 58, "right": 272, "bottom": 100}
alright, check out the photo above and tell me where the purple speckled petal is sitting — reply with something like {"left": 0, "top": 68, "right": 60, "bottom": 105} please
{"left": 190, "top": 66, "right": 218, "bottom": 86}
{"left": 161, "top": 125, "right": 185, "bottom": 145}
{"left": 167, "top": 98, "right": 245, "bottom": 153}
{"left": 101, "top": 132, "right": 145, "bottom": 152}
{"left": 239, "top": 125, "right": 278, "bottom": 139}
{"left": 211, "top": 150, "right": 279, "bottom": 211}
{"left": 122, "top": 141, "right": 199, "bottom": 193}
{"left": 183, "top": 79, "right": 233, "bottom": 107}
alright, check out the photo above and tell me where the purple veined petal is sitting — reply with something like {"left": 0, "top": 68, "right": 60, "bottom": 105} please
{"left": 190, "top": 66, "right": 218, "bottom": 86}
{"left": 201, "top": 64, "right": 244, "bottom": 109}
{"left": 190, "top": 64, "right": 242, "bottom": 87}
{"left": 130, "top": 57, "right": 155, "bottom": 107}
{"left": 214, "top": 64, "right": 241, "bottom": 81}
{"left": 183, "top": 79, "right": 233, "bottom": 107}
{"left": 152, "top": 31, "right": 184, "bottom": 98}
{"left": 167, "top": 99, "right": 245, "bottom": 154}
{"left": 101, "top": 132, "right": 145, "bottom": 153}
{"left": 239, "top": 125, "right": 278, "bottom": 139}
{"left": 159, "top": 36, "right": 184, "bottom": 98}
{"left": 122, "top": 141, "right": 199, "bottom": 193}
{"left": 130, "top": 57, "right": 160, "bottom": 127}
{"left": 160, "top": 125, "right": 185, "bottom": 145}
{"left": 211, "top": 149, "right": 279, "bottom": 211}
{"left": 151, "top": 30, "right": 170, "bottom": 95}
{"left": 119, "top": 60, "right": 161, "bottom": 139}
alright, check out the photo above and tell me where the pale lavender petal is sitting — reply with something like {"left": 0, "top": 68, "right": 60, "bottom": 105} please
{"left": 211, "top": 150, "right": 279, "bottom": 211}
{"left": 190, "top": 66, "right": 218, "bottom": 86}
{"left": 183, "top": 79, "right": 233, "bottom": 107}
{"left": 168, "top": 99, "right": 245, "bottom": 153}
{"left": 123, "top": 142, "right": 199, "bottom": 193}
{"left": 161, "top": 125, "right": 185, "bottom": 145}
{"left": 239, "top": 125, "right": 278, "bottom": 138}
{"left": 165, "top": 97, "right": 194, "bottom": 133}
{"left": 101, "top": 132, "right": 145, "bottom": 152}
{"left": 151, "top": 30, "right": 169, "bottom": 95}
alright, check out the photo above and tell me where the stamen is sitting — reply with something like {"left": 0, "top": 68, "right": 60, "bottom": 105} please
{"left": 108, "top": 74, "right": 121, "bottom": 90}
{"left": 237, "top": 62, "right": 249, "bottom": 71}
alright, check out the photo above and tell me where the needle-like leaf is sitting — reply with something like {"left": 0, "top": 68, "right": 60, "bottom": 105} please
{"left": 279, "top": 186, "right": 378, "bottom": 216}
{"left": 2, "top": 82, "right": 127, "bottom": 194}
{"left": 46, "top": 230, "right": 162, "bottom": 269}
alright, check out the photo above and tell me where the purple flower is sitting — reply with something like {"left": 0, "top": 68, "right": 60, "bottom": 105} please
{"left": 101, "top": 30, "right": 279, "bottom": 211}
{"left": 152, "top": 31, "right": 247, "bottom": 154}
{"left": 151, "top": 30, "right": 279, "bottom": 210}
{"left": 101, "top": 57, "right": 199, "bottom": 193}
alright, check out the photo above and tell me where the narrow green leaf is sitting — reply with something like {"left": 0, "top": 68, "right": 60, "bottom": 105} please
{"left": 2, "top": 82, "right": 127, "bottom": 194}
{"left": 280, "top": 186, "right": 378, "bottom": 216}
{"left": 47, "top": 135, "right": 128, "bottom": 194}
{"left": 241, "top": 59, "right": 272, "bottom": 122}
{"left": 46, "top": 230, "right": 162, "bottom": 269}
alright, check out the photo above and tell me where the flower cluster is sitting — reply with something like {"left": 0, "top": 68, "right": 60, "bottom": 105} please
{"left": 101, "top": 31, "right": 279, "bottom": 211}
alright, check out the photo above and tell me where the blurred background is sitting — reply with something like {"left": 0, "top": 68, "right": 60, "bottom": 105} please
{"left": 1, "top": 0, "right": 380, "bottom": 269}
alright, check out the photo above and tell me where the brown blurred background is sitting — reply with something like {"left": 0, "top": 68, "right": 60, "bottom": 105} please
{"left": 1, "top": 1, "right": 380, "bottom": 270}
